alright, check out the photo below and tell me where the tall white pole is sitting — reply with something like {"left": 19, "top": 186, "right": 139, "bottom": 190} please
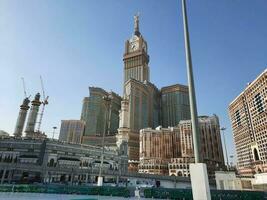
{"left": 181, "top": 1, "right": 211, "bottom": 199}
{"left": 221, "top": 127, "right": 229, "bottom": 169}
{"left": 98, "top": 95, "right": 112, "bottom": 186}
{"left": 182, "top": 0, "right": 200, "bottom": 163}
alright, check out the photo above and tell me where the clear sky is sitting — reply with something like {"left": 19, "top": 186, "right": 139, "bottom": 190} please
{"left": 0, "top": 0, "right": 266, "bottom": 163}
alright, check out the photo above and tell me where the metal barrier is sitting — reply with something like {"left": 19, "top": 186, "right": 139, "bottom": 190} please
{"left": 0, "top": 184, "right": 130, "bottom": 197}
{"left": 0, "top": 184, "right": 265, "bottom": 199}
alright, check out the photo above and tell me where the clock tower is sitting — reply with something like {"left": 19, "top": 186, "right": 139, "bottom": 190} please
{"left": 123, "top": 15, "right": 149, "bottom": 85}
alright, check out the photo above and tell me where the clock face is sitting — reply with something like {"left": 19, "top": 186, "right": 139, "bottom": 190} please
{"left": 129, "top": 35, "right": 139, "bottom": 52}
{"left": 131, "top": 35, "right": 138, "bottom": 42}
{"left": 130, "top": 41, "right": 138, "bottom": 51}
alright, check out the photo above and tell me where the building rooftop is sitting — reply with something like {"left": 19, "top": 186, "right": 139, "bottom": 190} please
{"left": 229, "top": 68, "right": 267, "bottom": 106}
{"left": 161, "top": 83, "right": 188, "bottom": 93}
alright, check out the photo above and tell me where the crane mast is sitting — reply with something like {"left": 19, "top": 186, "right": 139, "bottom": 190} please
{"left": 36, "top": 76, "right": 49, "bottom": 133}
{"left": 21, "top": 77, "right": 27, "bottom": 98}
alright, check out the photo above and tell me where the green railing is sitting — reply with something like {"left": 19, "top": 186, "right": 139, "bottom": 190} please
{"left": 0, "top": 184, "right": 130, "bottom": 197}
{"left": 144, "top": 188, "right": 193, "bottom": 199}
{"left": 143, "top": 188, "right": 265, "bottom": 200}
{"left": 210, "top": 189, "right": 265, "bottom": 200}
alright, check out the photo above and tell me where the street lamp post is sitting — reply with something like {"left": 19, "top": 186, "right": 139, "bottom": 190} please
{"left": 181, "top": 0, "right": 211, "bottom": 199}
{"left": 97, "top": 95, "right": 112, "bottom": 186}
{"left": 220, "top": 127, "right": 229, "bottom": 170}
{"left": 52, "top": 126, "right": 57, "bottom": 140}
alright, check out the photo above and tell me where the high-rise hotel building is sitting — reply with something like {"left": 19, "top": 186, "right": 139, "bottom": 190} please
{"left": 139, "top": 115, "right": 225, "bottom": 176}
{"left": 229, "top": 69, "right": 267, "bottom": 176}
{"left": 139, "top": 126, "right": 180, "bottom": 175}
{"left": 80, "top": 87, "right": 122, "bottom": 146}
{"left": 161, "top": 84, "right": 191, "bottom": 127}
{"left": 117, "top": 15, "right": 190, "bottom": 163}
{"left": 80, "top": 16, "right": 190, "bottom": 166}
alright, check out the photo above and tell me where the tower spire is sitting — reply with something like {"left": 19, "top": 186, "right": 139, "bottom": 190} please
{"left": 134, "top": 13, "right": 140, "bottom": 36}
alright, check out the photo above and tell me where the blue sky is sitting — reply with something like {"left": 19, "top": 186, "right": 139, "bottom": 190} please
{"left": 0, "top": 0, "right": 266, "bottom": 163}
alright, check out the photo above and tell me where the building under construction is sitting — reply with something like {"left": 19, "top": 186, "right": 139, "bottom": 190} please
{"left": 14, "top": 93, "right": 46, "bottom": 139}
{"left": 13, "top": 77, "right": 48, "bottom": 139}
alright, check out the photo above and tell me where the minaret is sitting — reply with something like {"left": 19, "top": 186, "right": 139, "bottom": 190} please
{"left": 14, "top": 97, "right": 30, "bottom": 137}
{"left": 116, "top": 97, "right": 130, "bottom": 152}
{"left": 25, "top": 93, "right": 41, "bottom": 136}
{"left": 115, "top": 97, "right": 130, "bottom": 174}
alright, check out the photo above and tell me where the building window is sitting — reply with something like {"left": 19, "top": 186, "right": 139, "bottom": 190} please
{"left": 254, "top": 93, "right": 264, "bottom": 114}
{"left": 178, "top": 171, "right": 182, "bottom": 176}
{"left": 48, "top": 159, "right": 55, "bottom": 167}
{"left": 253, "top": 148, "right": 260, "bottom": 161}
{"left": 235, "top": 110, "right": 241, "bottom": 126}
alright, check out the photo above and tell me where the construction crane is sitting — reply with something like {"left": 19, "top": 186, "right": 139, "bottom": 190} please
{"left": 21, "top": 77, "right": 31, "bottom": 99}
{"left": 36, "top": 76, "right": 49, "bottom": 133}
{"left": 21, "top": 77, "right": 27, "bottom": 98}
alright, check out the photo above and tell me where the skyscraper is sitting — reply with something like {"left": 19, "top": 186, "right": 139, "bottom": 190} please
{"left": 123, "top": 15, "right": 149, "bottom": 84}
{"left": 229, "top": 69, "right": 267, "bottom": 176}
{"left": 81, "top": 87, "right": 122, "bottom": 146}
{"left": 120, "top": 15, "right": 162, "bottom": 161}
{"left": 116, "top": 15, "right": 191, "bottom": 164}
{"left": 81, "top": 15, "right": 190, "bottom": 168}
{"left": 161, "top": 84, "right": 190, "bottom": 127}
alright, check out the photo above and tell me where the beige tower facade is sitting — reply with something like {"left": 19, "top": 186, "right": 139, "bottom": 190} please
{"left": 139, "top": 126, "right": 180, "bottom": 175}
{"left": 178, "top": 115, "right": 224, "bottom": 164}
{"left": 121, "top": 15, "right": 161, "bottom": 164}
{"left": 138, "top": 115, "right": 225, "bottom": 176}
{"left": 229, "top": 69, "right": 267, "bottom": 176}
{"left": 123, "top": 15, "right": 149, "bottom": 84}
{"left": 120, "top": 16, "right": 190, "bottom": 169}
{"left": 170, "top": 115, "right": 225, "bottom": 177}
